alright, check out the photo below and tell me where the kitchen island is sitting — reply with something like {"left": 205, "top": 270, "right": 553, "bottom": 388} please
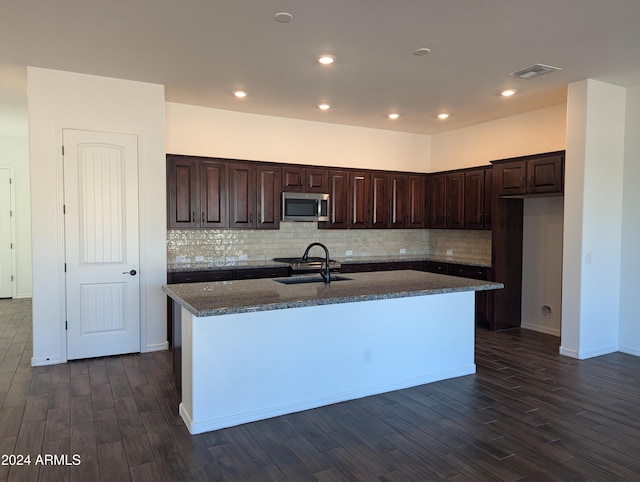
{"left": 163, "top": 270, "right": 502, "bottom": 435}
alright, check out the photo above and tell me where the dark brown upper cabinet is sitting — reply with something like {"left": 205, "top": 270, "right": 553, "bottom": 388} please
{"left": 327, "top": 170, "right": 350, "bottom": 229}
{"left": 464, "top": 167, "right": 492, "bottom": 230}
{"left": 167, "top": 155, "right": 227, "bottom": 229}
{"left": 349, "top": 171, "right": 371, "bottom": 228}
{"left": 388, "top": 174, "right": 426, "bottom": 229}
{"left": 406, "top": 175, "right": 426, "bottom": 228}
{"left": 371, "top": 172, "right": 389, "bottom": 229}
{"left": 389, "top": 174, "right": 407, "bottom": 229}
{"left": 494, "top": 151, "right": 564, "bottom": 197}
{"left": 256, "top": 164, "right": 281, "bottom": 229}
{"left": 281, "top": 166, "right": 328, "bottom": 193}
{"left": 229, "top": 162, "right": 281, "bottom": 229}
{"left": 427, "top": 172, "right": 464, "bottom": 229}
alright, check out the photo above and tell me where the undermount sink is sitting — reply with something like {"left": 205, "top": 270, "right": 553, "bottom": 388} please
{"left": 273, "top": 275, "right": 352, "bottom": 285}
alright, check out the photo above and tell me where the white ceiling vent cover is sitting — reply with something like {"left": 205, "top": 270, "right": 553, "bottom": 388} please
{"left": 509, "top": 64, "right": 562, "bottom": 79}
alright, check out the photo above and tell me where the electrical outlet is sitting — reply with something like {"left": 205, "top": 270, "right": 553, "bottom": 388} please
{"left": 195, "top": 255, "right": 205, "bottom": 262}
{"left": 364, "top": 347, "right": 373, "bottom": 364}
{"left": 400, "top": 248, "right": 407, "bottom": 254}
{"left": 238, "top": 254, "right": 248, "bottom": 261}
{"left": 346, "top": 250, "right": 353, "bottom": 256}
{"left": 446, "top": 249, "right": 453, "bottom": 256}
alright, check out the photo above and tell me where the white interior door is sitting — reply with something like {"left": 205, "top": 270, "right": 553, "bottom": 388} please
{"left": 0, "top": 168, "right": 12, "bottom": 298}
{"left": 63, "top": 129, "right": 140, "bottom": 359}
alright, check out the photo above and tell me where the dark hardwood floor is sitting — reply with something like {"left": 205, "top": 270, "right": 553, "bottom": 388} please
{"left": 1, "top": 298, "right": 640, "bottom": 481}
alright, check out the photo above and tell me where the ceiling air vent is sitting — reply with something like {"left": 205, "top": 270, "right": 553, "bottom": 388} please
{"left": 509, "top": 63, "right": 562, "bottom": 79}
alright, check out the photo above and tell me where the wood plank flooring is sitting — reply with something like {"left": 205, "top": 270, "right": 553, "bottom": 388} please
{"left": 1, "top": 297, "right": 640, "bottom": 481}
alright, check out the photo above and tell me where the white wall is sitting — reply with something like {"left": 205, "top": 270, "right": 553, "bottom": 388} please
{"left": 521, "top": 197, "right": 564, "bottom": 336}
{"left": 561, "top": 80, "right": 626, "bottom": 359}
{"left": 0, "top": 136, "right": 31, "bottom": 297}
{"left": 430, "top": 103, "right": 567, "bottom": 171}
{"left": 619, "top": 85, "right": 640, "bottom": 355}
{"left": 27, "top": 68, "right": 167, "bottom": 365}
{"left": 166, "top": 103, "right": 431, "bottom": 172}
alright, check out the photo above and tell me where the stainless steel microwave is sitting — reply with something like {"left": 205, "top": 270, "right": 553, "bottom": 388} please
{"left": 282, "top": 192, "right": 329, "bottom": 222}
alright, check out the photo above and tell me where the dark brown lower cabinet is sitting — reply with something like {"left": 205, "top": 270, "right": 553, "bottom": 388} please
{"left": 423, "top": 261, "right": 493, "bottom": 328}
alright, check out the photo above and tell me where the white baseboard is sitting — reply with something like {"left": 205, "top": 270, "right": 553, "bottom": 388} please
{"left": 560, "top": 344, "right": 618, "bottom": 360}
{"left": 144, "top": 341, "right": 169, "bottom": 353}
{"left": 31, "top": 356, "right": 66, "bottom": 366}
{"left": 180, "top": 364, "right": 476, "bottom": 435}
{"left": 520, "top": 322, "right": 560, "bottom": 337}
{"left": 559, "top": 346, "right": 579, "bottom": 358}
{"left": 619, "top": 345, "right": 640, "bottom": 357}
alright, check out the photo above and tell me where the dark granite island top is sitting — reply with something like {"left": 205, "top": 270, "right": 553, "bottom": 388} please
{"left": 166, "top": 269, "right": 503, "bottom": 435}
{"left": 162, "top": 269, "right": 503, "bottom": 317}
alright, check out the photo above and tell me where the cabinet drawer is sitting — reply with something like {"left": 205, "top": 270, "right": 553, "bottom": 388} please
{"left": 167, "top": 270, "right": 234, "bottom": 284}
{"left": 382, "top": 261, "right": 426, "bottom": 271}
{"left": 235, "top": 267, "right": 289, "bottom": 279}
{"left": 340, "top": 263, "right": 379, "bottom": 273}
{"left": 423, "top": 261, "right": 448, "bottom": 275}
{"left": 448, "top": 264, "right": 488, "bottom": 280}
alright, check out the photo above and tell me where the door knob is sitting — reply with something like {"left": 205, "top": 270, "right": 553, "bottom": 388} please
{"left": 123, "top": 269, "right": 137, "bottom": 276}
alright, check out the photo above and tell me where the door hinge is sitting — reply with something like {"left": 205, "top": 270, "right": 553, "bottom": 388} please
{"left": 61, "top": 145, "right": 65, "bottom": 156}
{"left": 64, "top": 263, "right": 67, "bottom": 272}
{"left": 10, "top": 243, "right": 13, "bottom": 249}
{"left": 11, "top": 275, "right": 14, "bottom": 281}
{"left": 65, "top": 321, "right": 68, "bottom": 330}
{"left": 63, "top": 204, "right": 66, "bottom": 215}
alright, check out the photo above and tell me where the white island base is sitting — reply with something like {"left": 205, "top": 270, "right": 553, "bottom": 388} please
{"left": 179, "top": 290, "right": 476, "bottom": 435}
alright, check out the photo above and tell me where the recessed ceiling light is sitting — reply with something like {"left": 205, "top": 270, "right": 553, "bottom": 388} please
{"left": 413, "top": 47, "right": 431, "bottom": 56}
{"left": 317, "top": 55, "right": 335, "bottom": 65}
{"left": 274, "top": 12, "right": 293, "bottom": 22}
{"left": 233, "top": 90, "right": 248, "bottom": 98}
{"left": 437, "top": 113, "right": 450, "bottom": 120}
{"left": 388, "top": 113, "right": 401, "bottom": 120}
{"left": 318, "top": 103, "right": 331, "bottom": 111}
{"left": 501, "top": 89, "right": 517, "bottom": 97}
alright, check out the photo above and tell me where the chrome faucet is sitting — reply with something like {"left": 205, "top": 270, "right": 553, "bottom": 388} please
{"left": 301, "top": 242, "right": 331, "bottom": 283}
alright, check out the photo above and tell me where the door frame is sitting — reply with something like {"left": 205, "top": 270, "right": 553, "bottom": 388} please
{"left": 0, "top": 167, "right": 16, "bottom": 299}
{"left": 55, "top": 123, "right": 145, "bottom": 362}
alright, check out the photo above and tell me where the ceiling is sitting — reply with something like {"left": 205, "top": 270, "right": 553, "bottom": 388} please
{"left": 1, "top": 0, "right": 640, "bottom": 137}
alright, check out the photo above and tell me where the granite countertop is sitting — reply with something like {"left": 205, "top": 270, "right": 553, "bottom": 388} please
{"left": 162, "top": 270, "right": 503, "bottom": 317}
{"left": 167, "top": 254, "right": 491, "bottom": 273}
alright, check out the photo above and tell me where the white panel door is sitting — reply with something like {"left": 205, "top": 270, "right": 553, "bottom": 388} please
{"left": 63, "top": 129, "right": 140, "bottom": 359}
{"left": 0, "top": 169, "right": 12, "bottom": 298}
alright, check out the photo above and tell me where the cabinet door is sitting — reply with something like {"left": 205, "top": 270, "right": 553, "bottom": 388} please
{"left": 306, "top": 168, "right": 328, "bottom": 193}
{"left": 350, "top": 171, "right": 371, "bottom": 228}
{"left": 496, "top": 160, "right": 527, "bottom": 196}
{"left": 389, "top": 174, "right": 407, "bottom": 228}
{"left": 256, "top": 164, "right": 281, "bottom": 229}
{"left": 371, "top": 172, "right": 389, "bottom": 229}
{"left": 463, "top": 169, "right": 484, "bottom": 229}
{"left": 446, "top": 173, "right": 464, "bottom": 228}
{"left": 407, "top": 175, "right": 426, "bottom": 228}
{"left": 200, "top": 160, "right": 227, "bottom": 228}
{"left": 281, "top": 166, "right": 305, "bottom": 192}
{"left": 167, "top": 156, "right": 198, "bottom": 228}
{"left": 282, "top": 166, "right": 328, "bottom": 193}
{"left": 528, "top": 155, "right": 563, "bottom": 194}
{"left": 428, "top": 175, "right": 446, "bottom": 228}
{"left": 328, "top": 170, "right": 349, "bottom": 228}
{"left": 228, "top": 163, "right": 256, "bottom": 228}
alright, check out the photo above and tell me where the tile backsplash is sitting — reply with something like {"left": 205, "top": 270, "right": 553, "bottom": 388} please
{"left": 167, "top": 223, "right": 491, "bottom": 267}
